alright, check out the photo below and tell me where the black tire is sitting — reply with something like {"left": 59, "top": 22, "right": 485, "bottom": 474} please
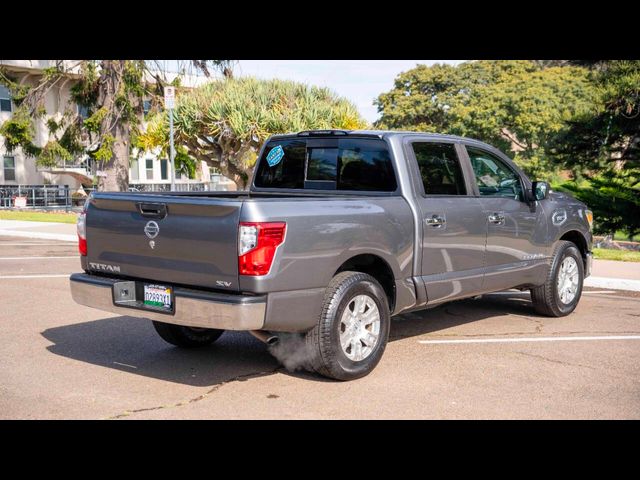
{"left": 530, "top": 240, "right": 584, "bottom": 317}
{"left": 305, "top": 271, "right": 391, "bottom": 381}
{"left": 152, "top": 321, "right": 224, "bottom": 348}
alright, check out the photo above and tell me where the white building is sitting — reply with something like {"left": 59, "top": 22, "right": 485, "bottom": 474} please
{"left": 0, "top": 60, "right": 235, "bottom": 192}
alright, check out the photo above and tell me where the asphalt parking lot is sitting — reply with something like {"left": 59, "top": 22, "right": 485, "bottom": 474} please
{"left": 1, "top": 236, "right": 639, "bottom": 419}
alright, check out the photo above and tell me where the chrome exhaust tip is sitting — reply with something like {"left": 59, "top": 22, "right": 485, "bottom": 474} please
{"left": 249, "top": 330, "right": 279, "bottom": 346}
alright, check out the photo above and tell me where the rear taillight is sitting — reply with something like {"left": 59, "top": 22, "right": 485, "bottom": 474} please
{"left": 238, "top": 222, "right": 286, "bottom": 276}
{"left": 77, "top": 211, "right": 87, "bottom": 256}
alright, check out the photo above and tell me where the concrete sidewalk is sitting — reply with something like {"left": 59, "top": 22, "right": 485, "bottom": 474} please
{"left": 0, "top": 219, "right": 638, "bottom": 290}
{"left": 0, "top": 220, "right": 76, "bottom": 242}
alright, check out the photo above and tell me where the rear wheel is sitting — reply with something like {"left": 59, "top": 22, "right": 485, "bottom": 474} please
{"left": 530, "top": 240, "right": 584, "bottom": 317}
{"left": 152, "top": 321, "right": 224, "bottom": 348}
{"left": 305, "top": 271, "right": 390, "bottom": 381}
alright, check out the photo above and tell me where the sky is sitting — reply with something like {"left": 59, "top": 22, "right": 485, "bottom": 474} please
{"left": 235, "top": 60, "right": 465, "bottom": 123}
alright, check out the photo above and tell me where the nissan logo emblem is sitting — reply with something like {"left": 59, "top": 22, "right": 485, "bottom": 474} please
{"left": 144, "top": 221, "right": 160, "bottom": 239}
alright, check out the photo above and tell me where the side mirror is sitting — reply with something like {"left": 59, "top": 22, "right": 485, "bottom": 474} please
{"left": 531, "top": 181, "right": 550, "bottom": 201}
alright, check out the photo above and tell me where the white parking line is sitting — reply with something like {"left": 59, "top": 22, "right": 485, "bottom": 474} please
{"left": 0, "top": 243, "right": 69, "bottom": 246}
{"left": 113, "top": 362, "right": 138, "bottom": 369}
{"left": 418, "top": 335, "right": 640, "bottom": 345}
{"left": 584, "top": 276, "right": 640, "bottom": 292}
{"left": 0, "top": 229, "right": 76, "bottom": 242}
{"left": 0, "top": 256, "right": 76, "bottom": 260}
{"left": 0, "top": 274, "right": 70, "bottom": 279}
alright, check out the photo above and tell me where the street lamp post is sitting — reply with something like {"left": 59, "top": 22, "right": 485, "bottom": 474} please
{"left": 164, "top": 86, "right": 176, "bottom": 192}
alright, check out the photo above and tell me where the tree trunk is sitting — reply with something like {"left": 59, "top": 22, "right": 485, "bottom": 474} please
{"left": 98, "top": 120, "right": 130, "bottom": 191}
{"left": 218, "top": 152, "right": 251, "bottom": 190}
{"left": 96, "top": 60, "right": 130, "bottom": 192}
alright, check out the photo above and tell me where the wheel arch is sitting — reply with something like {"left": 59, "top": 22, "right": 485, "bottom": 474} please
{"left": 558, "top": 229, "right": 589, "bottom": 268}
{"left": 335, "top": 254, "right": 396, "bottom": 312}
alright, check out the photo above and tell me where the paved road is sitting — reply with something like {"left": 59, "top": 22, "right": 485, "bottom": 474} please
{"left": 1, "top": 236, "right": 639, "bottom": 419}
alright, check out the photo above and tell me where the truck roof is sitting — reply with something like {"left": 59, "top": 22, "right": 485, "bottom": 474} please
{"left": 269, "top": 129, "right": 487, "bottom": 144}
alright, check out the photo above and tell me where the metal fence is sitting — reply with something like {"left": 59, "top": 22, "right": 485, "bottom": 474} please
{"left": 129, "top": 182, "right": 231, "bottom": 192}
{"left": 0, "top": 185, "right": 72, "bottom": 210}
{"left": 0, "top": 181, "right": 233, "bottom": 210}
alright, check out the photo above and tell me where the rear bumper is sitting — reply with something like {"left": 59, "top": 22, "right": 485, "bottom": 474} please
{"left": 69, "top": 273, "right": 266, "bottom": 330}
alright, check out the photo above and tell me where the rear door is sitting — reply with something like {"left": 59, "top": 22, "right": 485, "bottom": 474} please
{"left": 405, "top": 139, "right": 486, "bottom": 304}
{"left": 85, "top": 193, "right": 242, "bottom": 291}
{"left": 462, "top": 145, "right": 548, "bottom": 291}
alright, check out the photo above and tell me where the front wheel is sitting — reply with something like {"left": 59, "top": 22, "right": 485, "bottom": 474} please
{"left": 530, "top": 240, "right": 584, "bottom": 317}
{"left": 305, "top": 271, "right": 391, "bottom": 381}
{"left": 152, "top": 321, "right": 225, "bottom": 348}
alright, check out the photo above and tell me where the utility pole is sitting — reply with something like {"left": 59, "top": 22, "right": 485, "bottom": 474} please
{"left": 164, "top": 86, "right": 176, "bottom": 191}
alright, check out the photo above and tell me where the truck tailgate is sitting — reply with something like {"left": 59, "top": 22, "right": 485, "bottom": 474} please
{"left": 85, "top": 193, "right": 242, "bottom": 291}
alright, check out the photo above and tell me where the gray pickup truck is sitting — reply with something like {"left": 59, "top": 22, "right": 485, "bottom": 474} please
{"left": 70, "top": 130, "right": 593, "bottom": 380}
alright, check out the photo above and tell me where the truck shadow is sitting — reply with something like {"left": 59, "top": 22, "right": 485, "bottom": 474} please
{"left": 389, "top": 290, "right": 537, "bottom": 341}
{"left": 41, "top": 291, "right": 536, "bottom": 386}
{"left": 41, "top": 318, "right": 281, "bottom": 387}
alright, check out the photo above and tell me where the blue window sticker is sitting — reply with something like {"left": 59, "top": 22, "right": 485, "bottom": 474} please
{"left": 266, "top": 145, "right": 285, "bottom": 167}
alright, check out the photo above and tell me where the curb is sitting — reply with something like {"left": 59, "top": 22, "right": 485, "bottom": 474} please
{"left": 0, "top": 229, "right": 76, "bottom": 242}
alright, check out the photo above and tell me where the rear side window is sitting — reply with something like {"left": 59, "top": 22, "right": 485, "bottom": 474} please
{"left": 254, "top": 138, "right": 397, "bottom": 192}
{"left": 411, "top": 142, "right": 467, "bottom": 195}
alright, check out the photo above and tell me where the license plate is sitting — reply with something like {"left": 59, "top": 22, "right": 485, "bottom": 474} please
{"left": 143, "top": 284, "right": 172, "bottom": 310}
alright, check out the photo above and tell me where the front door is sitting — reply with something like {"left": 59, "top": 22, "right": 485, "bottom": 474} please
{"left": 406, "top": 140, "right": 487, "bottom": 304}
{"left": 463, "top": 145, "right": 548, "bottom": 291}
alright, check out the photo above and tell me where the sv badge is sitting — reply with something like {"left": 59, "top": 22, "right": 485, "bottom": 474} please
{"left": 149, "top": 240, "right": 156, "bottom": 249}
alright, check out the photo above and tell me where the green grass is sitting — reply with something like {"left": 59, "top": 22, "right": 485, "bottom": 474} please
{"left": 0, "top": 210, "right": 78, "bottom": 224}
{"left": 613, "top": 230, "right": 635, "bottom": 241}
{"left": 593, "top": 248, "right": 640, "bottom": 262}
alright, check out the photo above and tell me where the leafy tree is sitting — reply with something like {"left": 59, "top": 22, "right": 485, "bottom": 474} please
{"left": 375, "top": 60, "right": 595, "bottom": 178}
{"left": 0, "top": 60, "right": 231, "bottom": 191}
{"left": 138, "top": 77, "right": 368, "bottom": 188}
{"left": 552, "top": 60, "right": 640, "bottom": 237}
{"left": 452, "top": 65, "right": 596, "bottom": 178}
{"left": 375, "top": 60, "right": 539, "bottom": 133}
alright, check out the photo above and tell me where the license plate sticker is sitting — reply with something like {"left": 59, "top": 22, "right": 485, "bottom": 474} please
{"left": 143, "top": 284, "right": 172, "bottom": 310}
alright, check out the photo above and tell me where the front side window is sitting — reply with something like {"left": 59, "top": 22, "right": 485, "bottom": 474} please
{"left": 411, "top": 142, "right": 467, "bottom": 195}
{"left": 466, "top": 146, "right": 523, "bottom": 200}
{"left": 3, "top": 156, "right": 16, "bottom": 181}
{"left": 254, "top": 138, "right": 397, "bottom": 192}
{"left": 0, "top": 85, "right": 12, "bottom": 112}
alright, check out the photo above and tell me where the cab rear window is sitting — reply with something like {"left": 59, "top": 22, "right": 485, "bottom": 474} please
{"left": 254, "top": 138, "right": 397, "bottom": 192}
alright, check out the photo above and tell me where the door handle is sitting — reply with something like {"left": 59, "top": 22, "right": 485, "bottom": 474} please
{"left": 488, "top": 213, "right": 505, "bottom": 225}
{"left": 137, "top": 202, "right": 168, "bottom": 219}
{"left": 426, "top": 214, "right": 446, "bottom": 227}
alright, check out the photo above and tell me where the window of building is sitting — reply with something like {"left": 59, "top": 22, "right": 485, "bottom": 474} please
{"left": 145, "top": 159, "right": 154, "bottom": 180}
{"left": 0, "top": 85, "right": 12, "bottom": 112}
{"left": 130, "top": 158, "right": 139, "bottom": 181}
{"left": 3, "top": 156, "right": 16, "bottom": 181}
{"left": 160, "top": 159, "right": 168, "bottom": 180}
{"left": 411, "top": 142, "right": 467, "bottom": 195}
{"left": 466, "top": 146, "right": 523, "bottom": 200}
{"left": 77, "top": 103, "right": 89, "bottom": 119}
